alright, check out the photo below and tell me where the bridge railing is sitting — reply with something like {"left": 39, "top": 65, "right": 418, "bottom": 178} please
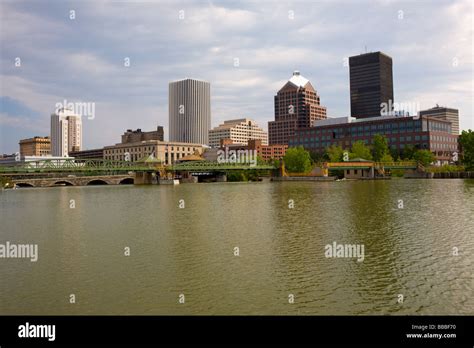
{"left": 324, "top": 161, "right": 417, "bottom": 169}
{"left": 168, "top": 161, "right": 276, "bottom": 171}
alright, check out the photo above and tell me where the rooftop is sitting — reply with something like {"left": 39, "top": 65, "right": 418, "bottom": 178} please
{"left": 288, "top": 70, "right": 310, "bottom": 88}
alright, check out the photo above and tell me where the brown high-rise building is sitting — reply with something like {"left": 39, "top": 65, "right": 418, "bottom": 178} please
{"left": 268, "top": 71, "right": 327, "bottom": 145}
{"left": 349, "top": 51, "right": 394, "bottom": 119}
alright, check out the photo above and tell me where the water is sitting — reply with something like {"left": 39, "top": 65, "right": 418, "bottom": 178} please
{"left": 0, "top": 179, "right": 473, "bottom": 315}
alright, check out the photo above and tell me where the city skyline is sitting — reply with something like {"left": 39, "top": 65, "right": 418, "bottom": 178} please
{"left": 0, "top": 0, "right": 472, "bottom": 154}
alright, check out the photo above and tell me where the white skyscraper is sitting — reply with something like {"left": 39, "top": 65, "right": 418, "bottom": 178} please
{"left": 50, "top": 108, "right": 82, "bottom": 157}
{"left": 169, "top": 78, "right": 211, "bottom": 145}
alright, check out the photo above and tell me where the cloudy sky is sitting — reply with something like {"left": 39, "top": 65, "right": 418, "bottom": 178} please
{"left": 0, "top": 0, "right": 472, "bottom": 153}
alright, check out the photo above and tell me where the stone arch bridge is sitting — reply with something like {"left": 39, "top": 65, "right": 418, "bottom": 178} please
{"left": 12, "top": 175, "right": 135, "bottom": 188}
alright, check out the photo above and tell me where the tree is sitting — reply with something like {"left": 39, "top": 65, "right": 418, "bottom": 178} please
{"left": 350, "top": 141, "right": 372, "bottom": 160}
{"left": 256, "top": 155, "right": 266, "bottom": 165}
{"left": 326, "top": 144, "right": 344, "bottom": 162}
{"left": 390, "top": 147, "right": 400, "bottom": 161}
{"left": 380, "top": 153, "right": 394, "bottom": 163}
{"left": 283, "top": 146, "right": 312, "bottom": 173}
{"left": 413, "top": 149, "right": 435, "bottom": 166}
{"left": 459, "top": 129, "right": 474, "bottom": 170}
{"left": 401, "top": 144, "right": 416, "bottom": 160}
{"left": 372, "top": 134, "right": 390, "bottom": 162}
{"left": 310, "top": 151, "right": 326, "bottom": 164}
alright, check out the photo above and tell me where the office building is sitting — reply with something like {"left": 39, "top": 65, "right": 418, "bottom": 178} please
{"left": 19, "top": 136, "right": 51, "bottom": 156}
{"left": 169, "top": 78, "right": 211, "bottom": 145}
{"left": 121, "top": 126, "right": 164, "bottom": 143}
{"left": 50, "top": 108, "right": 82, "bottom": 157}
{"left": 204, "top": 139, "right": 287, "bottom": 162}
{"left": 268, "top": 71, "right": 327, "bottom": 145}
{"left": 69, "top": 148, "right": 104, "bottom": 159}
{"left": 349, "top": 51, "right": 394, "bottom": 118}
{"left": 103, "top": 140, "right": 203, "bottom": 165}
{"left": 419, "top": 105, "right": 459, "bottom": 135}
{"left": 209, "top": 118, "right": 268, "bottom": 148}
{"left": 289, "top": 115, "right": 458, "bottom": 163}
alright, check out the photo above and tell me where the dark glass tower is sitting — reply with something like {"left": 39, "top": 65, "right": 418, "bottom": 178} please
{"left": 349, "top": 51, "right": 394, "bottom": 119}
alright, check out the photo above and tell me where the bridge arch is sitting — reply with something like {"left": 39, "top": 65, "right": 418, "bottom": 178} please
{"left": 15, "top": 182, "right": 34, "bottom": 188}
{"left": 119, "top": 177, "right": 134, "bottom": 184}
{"left": 52, "top": 180, "right": 74, "bottom": 186}
{"left": 86, "top": 179, "right": 109, "bottom": 185}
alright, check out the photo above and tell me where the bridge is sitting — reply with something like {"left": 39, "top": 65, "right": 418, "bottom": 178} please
{"left": 0, "top": 158, "right": 162, "bottom": 174}
{"left": 168, "top": 161, "right": 276, "bottom": 172}
{"left": 324, "top": 161, "right": 418, "bottom": 170}
{"left": 0, "top": 159, "right": 277, "bottom": 186}
{"left": 12, "top": 175, "right": 135, "bottom": 188}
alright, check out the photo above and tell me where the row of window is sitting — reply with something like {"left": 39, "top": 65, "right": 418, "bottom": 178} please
{"left": 290, "top": 134, "right": 431, "bottom": 145}
{"left": 430, "top": 135, "right": 456, "bottom": 142}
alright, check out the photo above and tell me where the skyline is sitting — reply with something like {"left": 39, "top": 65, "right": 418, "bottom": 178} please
{"left": 1, "top": 0, "right": 473, "bottom": 154}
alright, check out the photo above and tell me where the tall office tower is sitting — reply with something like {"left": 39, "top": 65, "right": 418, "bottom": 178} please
{"left": 169, "top": 78, "right": 211, "bottom": 145}
{"left": 419, "top": 105, "right": 459, "bottom": 135}
{"left": 268, "top": 71, "right": 327, "bottom": 145}
{"left": 50, "top": 108, "right": 82, "bottom": 157}
{"left": 349, "top": 51, "right": 394, "bottom": 119}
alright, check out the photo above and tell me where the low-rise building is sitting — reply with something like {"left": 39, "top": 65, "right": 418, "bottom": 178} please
{"left": 203, "top": 138, "right": 287, "bottom": 162}
{"left": 121, "top": 126, "right": 164, "bottom": 143}
{"left": 0, "top": 155, "right": 75, "bottom": 167}
{"left": 289, "top": 115, "right": 458, "bottom": 164}
{"left": 209, "top": 118, "right": 268, "bottom": 148}
{"left": 103, "top": 140, "right": 203, "bottom": 165}
{"left": 69, "top": 148, "right": 104, "bottom": 159}
{"left": 19, "top": 136, "right": 51, "bottom": 156}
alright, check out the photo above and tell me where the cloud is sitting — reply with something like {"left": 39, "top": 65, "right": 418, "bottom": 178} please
{"left": 0, "top": 0, "right": 472, "bottom": 154}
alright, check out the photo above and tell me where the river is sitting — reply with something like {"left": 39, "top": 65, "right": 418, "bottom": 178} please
{"left": 0, "top": 179, "right": 473, "bottom": 314}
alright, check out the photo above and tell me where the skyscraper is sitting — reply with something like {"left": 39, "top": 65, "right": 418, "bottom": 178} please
{"left": 268, "top": 71, "right": 327, "bottom": 145}
{"left": 169, "top": 78, "right": 211, "bottom": 145}
{"left": 50, "top": 108, "right": 82, "bottom": 157}
{"left": 349, "top": 51, "right": 394, "bottom": 119}
{"left": 419, "top": 105, "right": 459, "bottom": 135}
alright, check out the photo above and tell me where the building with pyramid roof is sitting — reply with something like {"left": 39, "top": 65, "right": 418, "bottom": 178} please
{"left": 268, "top": 71, "right": 327, "bottom": 145}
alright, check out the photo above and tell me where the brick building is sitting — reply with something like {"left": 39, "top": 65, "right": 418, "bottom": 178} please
{"left": 268, "top": 71, "right": 327, "bottom": 145}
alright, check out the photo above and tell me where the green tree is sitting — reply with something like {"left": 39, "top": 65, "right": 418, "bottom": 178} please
{"left": 413, "top": 149, "right": 435, "bottom": 166}
{"left": 459, "top": 129, "right": 474, "bottom": 170}
{"left": 390, "top": 147, "right": 400, "bottom": 161}
{"left": 310, "top": 151, "right": 326, "bottom": 164}
{"left": 350, "top": 141, "right": 373, "bottom": 160}
{"left": 401, "top": 144, "right": 416, "bottom": 160}
{"left": 380, "top": 153, "right": 394, "bottom": 163}
{"left": 283, "top": 146, "right": 312, "bottom": 173}
{"left": 256, "top": 155, "right": 266, "bottom": 165}
{"left": 372, "top": 134, "right": 390, "bottom": 162}
{"left": 326, "top": 144, "right": 344, "bottom": 162}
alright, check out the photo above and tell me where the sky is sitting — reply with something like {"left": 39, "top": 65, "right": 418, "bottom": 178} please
{"left": 0, "top": 0, "right": 472, "bottom": 154}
